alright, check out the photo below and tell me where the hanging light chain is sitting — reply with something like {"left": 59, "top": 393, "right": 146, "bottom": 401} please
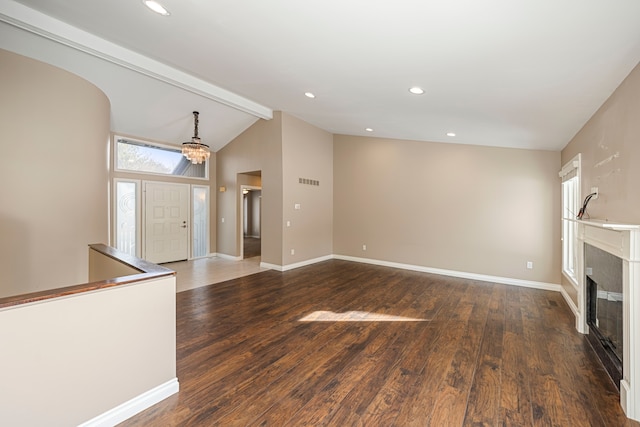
{"left": 193, "top": 111, "right": 199, "bottom": 140}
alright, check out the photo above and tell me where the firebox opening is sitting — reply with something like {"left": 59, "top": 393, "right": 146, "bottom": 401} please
{"left": 585, "top": 243, "right": 623, "bottom": 390}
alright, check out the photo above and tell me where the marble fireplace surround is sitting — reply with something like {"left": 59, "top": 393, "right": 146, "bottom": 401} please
{"left": 572, "top": 219, "right": 640, "bottom": 420}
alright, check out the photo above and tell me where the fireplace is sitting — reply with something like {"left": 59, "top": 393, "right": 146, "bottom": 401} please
{"left": 573, "top": 220, "right": 640, "bottom": 420}
{"left": 585, "top": 243, "right": 623, "bottom": 388}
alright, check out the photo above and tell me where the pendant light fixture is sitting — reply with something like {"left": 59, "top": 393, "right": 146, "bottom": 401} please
{"left": 182, "top": 111, "right": 210, "bottom": 164}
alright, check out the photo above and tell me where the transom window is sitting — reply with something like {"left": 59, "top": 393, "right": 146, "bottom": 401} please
{"left": 115, "top": 137, "right": 208, "bottom": 179}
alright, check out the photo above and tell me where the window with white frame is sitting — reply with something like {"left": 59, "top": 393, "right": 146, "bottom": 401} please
{"left": 115, "top": 137, "right": 208, "bottom": 179}
{"left": 114, "top": 179, "right": 140, "bottom": 257}
{"left": 560, "top": 154, "right": 581, "bottom": 285}
{"left": 192, "top": 185, "right": 210, "bottom": 258}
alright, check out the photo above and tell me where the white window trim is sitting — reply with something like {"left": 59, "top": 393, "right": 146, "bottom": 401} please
{"left": 560, "top": 153, "right": 581, "bottom": 288}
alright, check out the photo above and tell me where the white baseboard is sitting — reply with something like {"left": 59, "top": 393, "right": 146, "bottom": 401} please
{"left": 260, "top": 261, "right": 282, "bottom": 271}
{"left": 260, "top": 254, "right": 561, "bottom": 293}
{"left": 189, "top": 253, "right": 218, "bottom": 261}
{"left": 262, "top": 255, "right": 333, "bottom": 272}
{"left": 216, "top": 253, "right": 242, "bottom": 261}
{"left": 559, "top": 285, "right": 579, "bottom": 317}
{"left": 621, "top": 379, "right": 631, "bottom": 418}
{"left": 558, "top": 283, "right": 588, "bottom": 333}
{"left": 333, "top": 254, "right": 562, "bottom": 292}
{"left": 78, "top": 378, "right": 179, "bottom": 427}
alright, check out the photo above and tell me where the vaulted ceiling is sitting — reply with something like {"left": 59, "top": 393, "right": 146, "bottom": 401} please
{"left": 2, "top": 0, "right": 640, "bottom": 152}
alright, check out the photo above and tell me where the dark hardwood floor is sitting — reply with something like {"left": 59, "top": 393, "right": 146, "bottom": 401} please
{"left": 243, "top": 237, "right": 261, "bottom": 259}
{"left": 119, "top": 260, "right": 636, "bottom": 426}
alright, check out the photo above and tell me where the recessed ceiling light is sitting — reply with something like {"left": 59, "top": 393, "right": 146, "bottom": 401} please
{"left": 446, "top": 132, "right": 456, "bottom": 137}
{"left": 409, "top": 87, "right": 425, "bottom": 95}
{"left": 365, "top": 128, "right": 373, "bottom": 132}
{"left": 304, "top": 92, "right": 316, "bottom": 99}
{"left": 143, "top": 0, "right": 170, "bottom": 16}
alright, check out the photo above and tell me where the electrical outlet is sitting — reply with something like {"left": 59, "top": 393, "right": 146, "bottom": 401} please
{"left": 527, "top": 261, "right": 533, "bottom": 269}
{"left": 362, "top": 244, "right": 367, "bottom": 251}
{"left": 221, "top": 217, "right": 225, "bottom": 223}
{"left": 294, "top": 203, "right": 301, "bottom": 210}
{"left": 291, "top": 249, "right": 295, "bottom": 255}
{"left": 591, "top": 187, "right": 599, "bottom": 199}
{"left": 286, "top": 221, "right": 291, "bottom": 227}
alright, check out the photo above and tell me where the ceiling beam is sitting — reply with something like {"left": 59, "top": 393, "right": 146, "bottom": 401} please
{"left": 0, "top": 0, "right": 273, "bottom": 120}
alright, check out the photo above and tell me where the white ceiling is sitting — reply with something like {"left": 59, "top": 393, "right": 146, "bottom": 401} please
{"left": 2, "top": 0, "right": 640, "bottom": 152}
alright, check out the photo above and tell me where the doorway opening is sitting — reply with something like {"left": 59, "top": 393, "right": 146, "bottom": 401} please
{"left": 239, "top": 171, "right": 262, "bottom": 260}
{"left": 242, "top": 186, "right": 261, "bottom": 259}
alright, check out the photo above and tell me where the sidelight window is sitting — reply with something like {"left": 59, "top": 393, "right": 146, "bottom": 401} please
{"left": 192, "top": 186, "right": 210, "bottom": 258}
{"left": 114, "top": 179, "right": 140, "bottom": 257}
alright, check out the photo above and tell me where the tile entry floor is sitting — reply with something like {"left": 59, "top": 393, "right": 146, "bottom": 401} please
{"left": 164, "top": 256, "right": 268, "bottom": 293}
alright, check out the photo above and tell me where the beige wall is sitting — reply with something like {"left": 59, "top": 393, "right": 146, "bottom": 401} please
{"left": 0, "top": 49, "right": 109, "bottom": 297}
{"left": 334, "top": 135, "right": 562, "bottom": 284}
{"left": 562, "top": 62, "right": 640, "bottom": 224}
{"left": 0, "top": 275, "right": 177, "bottom": 426}
{"left": 281, "top": 113, "right": 334, "bottom": 264}
{"left": 560, "top": 61, "right": 640, "bottom": 303}
{"left": 217, "top": 112, "right": 283, "bottom": 265}
{"left": 217, "top": 112, "right": 333, "bottom": 267}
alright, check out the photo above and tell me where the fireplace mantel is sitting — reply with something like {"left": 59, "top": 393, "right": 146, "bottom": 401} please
{"left": 574, "top": 219, "right": 640, "bottom": 420}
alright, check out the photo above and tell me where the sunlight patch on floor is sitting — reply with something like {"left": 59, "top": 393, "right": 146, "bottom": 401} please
{"left": 299, "top": 310, "right": 427, "bottom": 322}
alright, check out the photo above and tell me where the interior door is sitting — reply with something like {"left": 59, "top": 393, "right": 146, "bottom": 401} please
{"left": 144, "top": 182, "right": 189, "bottom": 263}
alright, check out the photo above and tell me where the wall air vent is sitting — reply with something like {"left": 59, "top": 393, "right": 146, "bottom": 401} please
{"left": 299, "top": 177, "right": 319, "bottom": 186}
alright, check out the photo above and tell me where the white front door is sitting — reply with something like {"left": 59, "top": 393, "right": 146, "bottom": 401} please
{"left": 144, "top": 182, "right": 189, "bottom": 263}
